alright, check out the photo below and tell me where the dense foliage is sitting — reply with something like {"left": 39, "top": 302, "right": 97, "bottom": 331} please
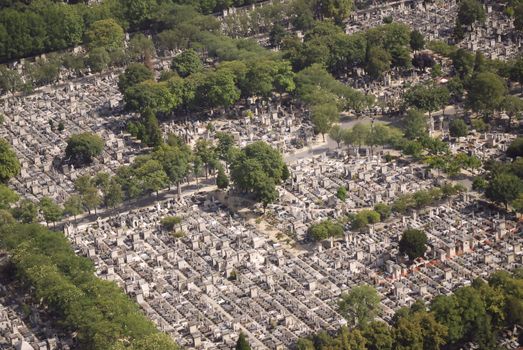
{"left": 230, "top": 141, "right": 288, "bottom": 207}
{"left": 0, "top": 138, "right": 21, "bottom": 183}
{"left": 308, "top": 219, "right": 344, "bottom": 241}
{"left": 65, "top": 132, "right": 105, "bottom": 166}
{"left": 298, "top": 270, "right": 523, "bottom": 350}
{"left": 0, "top": 223, "right": 179, "bottom": 350}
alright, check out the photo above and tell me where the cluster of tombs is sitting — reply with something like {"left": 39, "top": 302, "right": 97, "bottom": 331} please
{"left": 163, "top": 101, "right": 315, "bottom": 154}
{"left": 347, "top": 0, "right": 522, "bottom": 61}
{"left": 0, "top": 73, "right": 133, "bottom": 203}
{"left": 0, "top": 74, "right": 314, "bottom": 204}
{"left": 272, "top": 131, "right": 514, "bottom": 239}
{"left": 62, "top": 140, "right": 522, "bottom": 349}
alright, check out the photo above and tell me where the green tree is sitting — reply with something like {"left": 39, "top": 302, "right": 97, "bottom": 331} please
{"left": 308, "top": 219, "right": 344, "bottom": 241}
{"left": 314, "top": 0, "right": 353, "bottom": 23}
{"left": 374, "top": 203, "right": 391, "bottom": 221}
{"left": 473, "top": 51, "right": 487, "bottom": 73}
{"left": 509, "top": 56, "right": 523, "bottom": 89}
{"left": 515, "top": 4, "right": 523, "bottom": 31}
{"left": 0, "top": 184, "right": 18, "bottom": 209}
{"left": 215, "top": 132, "right": 235, "bottom": 164}
{"left": 431, "top": 294, "right": 464, "bottom": 344}
{"left": 296, "top": 338, "right": 315, "bottom": 350}
{"left": 507, "top": 137, "right": 523, "bottom": 158}
{"left": 486, "top": 172, "right": 523, "bottom": 208}
{"left": 86, "top": 19, "right": 125, "bottom": 50}
{"left": 235, "top": 332, "right": 251, "bottom": 350}
{"left": 86, "top": 47, "right": 110, "bottom": 73}
{"left": 449, "top": 118, "right": 469, "bottom": 137}
{"left": 363, "top": 321, "right": 393, "bottom": 350}
{"left": 404, "top": 83, "right": 449, "bottom": 117}
{"left": 65, "top": 133, "right": 104, "bottom": 166}
{"left": 118, "top": 63, "right": 154, "bottom": 93}
{"left": 82, "top": 186, "right": 101, "bottom": 214}
{"left": 195, "top": 69, "right": 240, "bottom": 110}
{"left": 329, "top": 124, "right": 344, "bottom": 148}
{"left": 339, "top": 285, "right": 381, "bottom": 327}
{"left": 394, "top": 309, "right": 448, "bottom": 350}
{"left": 63, "top": 194, "right": 84, "bottom": 219}
{"left": 135, "top": 158, "right": 169, "bottom": 196}
{"left": 451, "top": 48, "right": 475, "bottom": 79}
{"left": 195, "top": 139, "right": 216, "bottom": 179}
{"left": 311, "top": 103, "right": 339, "bottom": 141}
{"left": 457, "top": 0, "right": 485, "bottom": 26}
{"left": 273, "top": 60, "right": 296, "bottom": 96}
{"left": 161, "top": 215, "right": 182, "bottom": 231}
{"left": 403, "top": 109, "right": 428, "bottom": 140}
{"left": 216, "top": 167, "right": 229, "bottom": 189}
{"left": 269, "top": 23, "right": 286, "bottom": 47}
{"left": 144, "top": 111, "right": 163, "bottom": 147}
{"left": 0, "top": 138, "right": 20, "bottom": 183}
{"left": 152, "top": 144, "right": 191, "bottom": 197}
{"left": 128, "top": 33, "right": 156, "bottom": 67}
{"left": 39, "top": 196, "right": 63, "bottom": 226}
{"left": 466, "top": 72, "right": 507, "bottom": 115}
{"left": 123, "top": 0, "right": 157, "bottom": 27}
{"left": 409, "top": 30, "right": 425, "bottom": 51}
{"left": 502, "top": 95, "right": 523, "bottom": 126}
{"left": 124, "top": 80, "right": 179, "bottom": 114}
{"left": 112, "top": 333, "right": 180, "bottom": 350}
{"left": 40, "top": 3, "right": 84, "bottom": 51}
{"left": 171, "top": 49, "right": 202, "bottom": 78}
{"left": 0, "top": 65, "right": 22, "bottom": 93}
{"left": 230, "top": 142, "right": 287, "bottom": 205}
{"left": 104, "top": 179, "right": 124, "bottom": 208}
{"left": 351, "top": 209, "right": 381, "bottom": 231}
{"left": 399, "top": 228, "right": 428, "bottom": 260}
{"left": 12, "top": 199, "right": 38, "bottom": 223}
{"left": 366, "top": 46, "right": 391, "bottom": 79}
{"left": 336, "top": 186, "right": 347, "bottom": 201}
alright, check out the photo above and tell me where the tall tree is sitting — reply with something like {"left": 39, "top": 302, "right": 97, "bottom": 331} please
{"left": 118, "top": 63, "right": 154, "bottom": 94}
{"left": 235, "top": 332, "right": 251, "bottom": 350}
{"left": 403, "top": 109, "right": 428, "bottom": 140}
{"left": 486, "top": 172, "right": 523, "bottom": 209}
{"left": 86, "top": 19, "right": 125, "bottom": 50}
{"left": 399, "top": 228, "right": 428, "bottom": 260}
{"left": 457, "top": 0, "right": 486, "bottom": 27}
{"left": 366, "top": 46, "right": 391, "bottom": 79}
{"left": 466, "top": 72, "right": 507, "bottom": 116}
{"left": 128, "top": 33, "right": 156, "bottom": 68}
{"left": 0, "top": 138, "right": 20, "bottom": 183}
{"left": 409, "top": 30, "right": 425, "bottom": 51}
{"left": 329, "top": 125, "right": 344, "bottom": 148}
{"left": 451, "top": 48, "right": 475, "bottom": 79}
{"left": 152, "top": 144, "right": 191, "bottom": 198}
{"left": 171, "top": 49, "right": 203, "bottom": 78}
{"left": 311, "top": 103, "right": 339, "bottom": 141}
{"left": 39, "top": 196, "right": 63, "bottom": 227}
{"left": 124, "top": 80, "right": 179, "bottom": 114}
{"left": 63, "top": 194, "right": 84, "bottom": 219}
{"left": 339, "top": 285, "right": 381, "bottom": 327}
{"left": 65, "top": 133, "right": 104, "bottom": 167}
{"left": 363, "top": 321, "right": 393, "bottom": 350}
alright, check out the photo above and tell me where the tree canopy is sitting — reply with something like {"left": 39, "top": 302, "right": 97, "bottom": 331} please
{"left": 308, "top": 219, "right": 344, "bottom": 241}
{"left": 0, "top": 138, "right": 20, "bottom": 183}
{"left": 230, "top": 141, "right": 288, "bottom": 207}
{"left": 65, "top": 133, "right": 105, "bottom": 166}
{"left": 339, "top": 285, "right": 381, "bottom": 327}
{"left": 171, "top": 49, "right": 203, "bottom": 78}
{"left": 399, "top": 228, "right": 428, "bottom": 260}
